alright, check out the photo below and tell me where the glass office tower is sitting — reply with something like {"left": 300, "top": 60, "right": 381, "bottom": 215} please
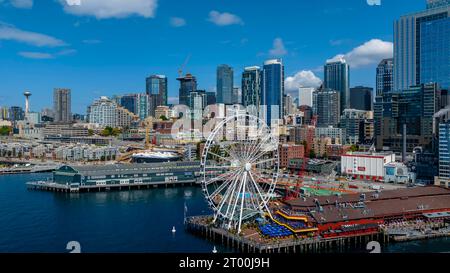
{"left": 394, "top": 1, "right": 449, "bottom": 90}
{"left": 324, "top": 58, "right": 350, "bottom": 114}
{"left": 262, "top": 59, "right": 284, "bottom": 126}
{"left": 216, "top": 65, "right": 234, "bottom": 105}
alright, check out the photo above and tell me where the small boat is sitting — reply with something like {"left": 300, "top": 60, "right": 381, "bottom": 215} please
{"left": 212, "top": 246, "right": 217, "bottom": 253}
{"left": 172, "top": 226, "right": 176, "bottom": 233}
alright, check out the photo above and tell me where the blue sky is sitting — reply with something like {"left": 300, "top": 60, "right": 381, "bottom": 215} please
{"left": 0, "top": 0, "right": 425, "bottom": 113}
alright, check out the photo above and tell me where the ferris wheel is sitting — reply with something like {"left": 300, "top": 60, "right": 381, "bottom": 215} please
{"left": 200, "top": 114, "right": 279, "bottom": 233}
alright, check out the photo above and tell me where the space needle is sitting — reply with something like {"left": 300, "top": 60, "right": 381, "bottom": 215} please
{"left": 24, "top": 91, "right": 31, "bottom": 114}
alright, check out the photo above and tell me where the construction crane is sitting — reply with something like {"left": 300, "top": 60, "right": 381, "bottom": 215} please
{"left": 143, "top": 116, "right": 154, "bottom": 150}
{"left": 178, "top": 54, "right": 191, "bottom": 78}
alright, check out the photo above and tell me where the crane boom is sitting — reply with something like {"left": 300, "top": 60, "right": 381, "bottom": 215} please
{"left": 178, "top": 54, "right": 191, "bottom": 78}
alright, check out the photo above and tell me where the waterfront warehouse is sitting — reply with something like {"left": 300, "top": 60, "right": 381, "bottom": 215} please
{"left": 29, "top": 161, "right": 211, "bottom": 192}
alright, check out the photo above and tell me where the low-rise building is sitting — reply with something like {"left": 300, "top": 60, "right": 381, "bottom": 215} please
{"left": 278, "top": 143, "right": 305, "bottom": 168}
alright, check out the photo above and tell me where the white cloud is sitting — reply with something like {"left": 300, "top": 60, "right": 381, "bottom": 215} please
{"left": 0, "top": 24, "right": 67, "bottom": 47}
{"left": 170, "top": 17, "right": 186, "bottom": 27}
{"left": 18, "top": 51, "right": 54, "bottom": 59}
{"left": 208, "top": 10, "right": 243, "bottom": 26}
{"left": 59, "top": 0, "right": 158, "bottom": 19}
{"left": 328, "top": 39, "right": 393, "bottom": 68}
{"left": 18, "top": 48, "right": 76, "bottom": 59}
{"left": 285, "top": 70, "right": 322, "bottom": 92}
{"left": 269, "top": 38, "right": 287, "bottom": 57}
{"left": 10, "top": 0, "right": 33, "bottom": 9}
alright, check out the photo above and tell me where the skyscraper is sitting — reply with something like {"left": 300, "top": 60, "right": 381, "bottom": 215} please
{"left": 376, "top": 58, "right": 394, "bottom": 96}
{"left": 324, "top": 58, "right": 350, "bottom": 114}
{"left": 146, "top": 75, "right": 168, "bottom": 116}
{"left": 120, "top": 94, "right": 138, "bottom": 115}
{"left": 438, "top": 121, "right": 450, "bottom": 188}
{"left": 177, "top": 74, "right": 197, "bottom": 106}
{"left": 262, "top": 59, "right": 285, "bottom": 125}
{"left": 374, "top": 83, "right": 442, "bottom": 152}
{"left": 53, "top": 88, "right": 72, "bottom": 123}
{"left": 393, "top": 1, "right": 450, "bottom": 90}
{"left": 242, "top": 66, "right": 262, "bottom": 116}
{"left": 216, "top": 65, "right": 234, "bottom": 105}
{"left": 298, "top": 87, "right": 315, "bottom": 107}
{"left": 313, "top": 88, "right": 340, "bottom": 127}
{"left": 8, "top": 106, "right": 24, "bottom": 122}
{"left": 350, "top": 86, "right": 373, "bottom": 111}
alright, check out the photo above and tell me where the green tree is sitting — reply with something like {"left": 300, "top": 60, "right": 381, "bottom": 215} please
{"left": 88, "top": 129, "right": 94, "bottom": 136}
{"left": 309, "top": 149, "right": 316, "bottom": 159}
{"left": 0, "top": 126, "right": 11, "bottom": 136}
{"left": 160, "top": 115, "right": 169, "bottom": 121}
{"left": 350, "top": 145, "right": 358, "bottom": 152}
{"left": 112, "top": 128, "right": 122, "bottom": 136}
{"left": 100, "top": 127, "right": 116, "bottom": 137}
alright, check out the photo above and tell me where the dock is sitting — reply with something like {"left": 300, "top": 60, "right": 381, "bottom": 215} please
{"left": 27, "top": 179, "right": 199, "bottom": 193}
{"left": 0, "top": 164, "right": 60, "bottom": 175}
{"left": 185, "top": 215, "right": 389, "bottom": 253}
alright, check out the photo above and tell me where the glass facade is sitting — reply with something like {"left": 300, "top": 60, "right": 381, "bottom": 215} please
{"left": 216, "top": 65, "right": 234, "bottom": 105}
{"left": 324, "top": 59, "right": 350, "bottom": 114}
{"left": 439, "top": 122, "right": 450, "bottom": 184}
{"left": 242, "top": 66, "right": 261, "bottom": 117}
{"left": 350, "top": 86, "right": 373, "bottom": 111}
{"left": 420, "top": 17, "right": 450, "bottom": 89}
{"left": 177, "top": 74, "right": 197, "bottom": 107}
{"left": 374, "top": 83, "right": 442, "bottom": 152}
{"left": 146, "top": 75, "right": 168, "bottom": 116}
{"left": 262, "top": 59, "right": 284, "bottom": 125}
{"left": 394, "top": 3, "right": 449, "bottom": 90}
{"left": 376, "top": 58, "right": 394, "bottom": 96}
{"left": 120, "top": 95, "right": 137, "bottom": 114}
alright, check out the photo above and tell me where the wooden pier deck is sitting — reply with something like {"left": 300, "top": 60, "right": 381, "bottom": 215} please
{"left": 185, "top": 215, "right": 389, "bottom": 253}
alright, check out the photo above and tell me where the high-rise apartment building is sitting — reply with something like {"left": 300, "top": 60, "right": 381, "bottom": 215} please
{"left": 324, "top": 58, "right": 350, "bottom": 114}
{"left": 88, "top": 97, "right": 138, "bottom": 128}
{"left": 313, "top": 88, "right": 340, "bottom": 127}
{"left": 53, "top": 88, "right": 72, "bottom": 123}
{"left": 242, "top": 66, "right": 262, "bottom": 117}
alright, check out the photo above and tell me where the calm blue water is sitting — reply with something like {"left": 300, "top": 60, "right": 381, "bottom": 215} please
{"left": 0, "top": 173, "right": 217, "bottom": 253}
{"left": 0, "top": 173, "right": 448, "bottom": 253}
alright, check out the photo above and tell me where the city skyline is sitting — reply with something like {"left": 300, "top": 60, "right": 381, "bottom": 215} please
{"left": 0, "top": 0, "right": 426, "bottom": 113}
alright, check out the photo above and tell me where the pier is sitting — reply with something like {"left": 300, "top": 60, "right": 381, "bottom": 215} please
{"left": 185, "top": 215, "right": 388, "bottom": 253}
{"left": 27, "top": 179, "right": 198, "bottom": 193}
